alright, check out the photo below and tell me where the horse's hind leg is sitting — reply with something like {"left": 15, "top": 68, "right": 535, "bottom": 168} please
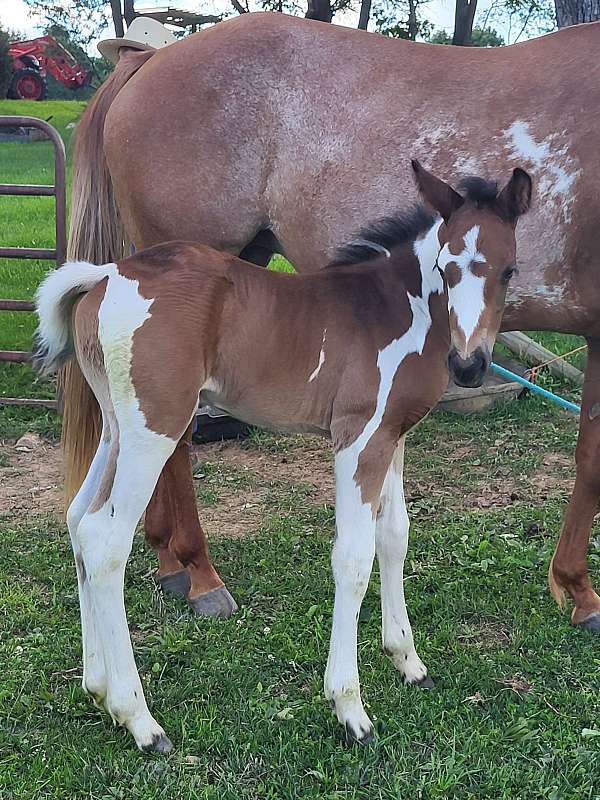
{"left": 144, "top": 430, "right": 238, "bottom": 617}
{"left": 549, "top": 337, "right": 600, "bottom": 632}
{"left": 375, "top": 440, "right": 432, "bottom": 686}
{"left": 76, "top": 418, "right": 181, "bottom": 751}
{"left": 66, "top": 420, "right": 114, "bottom": 704}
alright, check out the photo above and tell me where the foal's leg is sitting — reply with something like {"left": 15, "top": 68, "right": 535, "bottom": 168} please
{"left": 376, "top": 439, "right": 432, "bottom": 686}
{"left": 145, "top": 427, "right": 238, "bottom": 617}
{"left": 549, "top": 336, "right": 600, "bottom": 632}
{"left": 66, "top": 423, "right": 113, "bottom": 703}
{"left": 144, "top": 428, "right": 238, "bottom": 617}
{"left": 324, "top": 448, "right": 377, "bottom": 744}
{"left": 76, "top": 424, "right": 178, "bottom": 752}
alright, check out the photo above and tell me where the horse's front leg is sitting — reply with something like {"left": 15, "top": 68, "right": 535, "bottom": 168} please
{"left": 324, "top": 447, "right": 378, "bottom": 744}
{"left": 144, "top": 426, "right": 238, "bottom": 618}
{"left": 376, "top": 438, "right": 433, "bottom": 686}
{"left": 549, "top": 337, "right": 600, "bottom": 632}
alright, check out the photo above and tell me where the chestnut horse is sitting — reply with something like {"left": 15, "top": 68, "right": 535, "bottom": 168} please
{"left": 64, "top": 13, "right": 600, "bottom": 630}
{"left": 37, "top": 163, "right": 531, "bottom": 750}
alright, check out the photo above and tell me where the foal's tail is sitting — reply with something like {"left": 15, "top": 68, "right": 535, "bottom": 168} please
{"left": 34, "top": 260, "right": 113, "bottom": 375}
{"left": 61, "top": 50, "right": 153, "bottom": 505}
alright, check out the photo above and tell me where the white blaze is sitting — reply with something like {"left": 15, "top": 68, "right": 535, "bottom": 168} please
{"left": 438, "top": 225, "right": 486, "bottom": 347}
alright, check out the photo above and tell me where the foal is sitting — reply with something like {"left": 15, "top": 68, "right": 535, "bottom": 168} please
{"left": 35, "top": 161, "right": 531, "bottom": 750}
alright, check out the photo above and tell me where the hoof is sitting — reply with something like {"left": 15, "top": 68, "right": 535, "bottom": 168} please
{"left": 576, "top": 611, "right": 600, "bottom": 633}
{"left": 141, "top": 732, "right": 174, "bottom": 754}
{"left": 158, "top": 569, "right": 191, "bottom": 599}
{"left": 414, "top": 674, "right": 435, "bottom": 689}
{"left": 188, "top": 585, "right": 238, "bottom": 618}
{"left": 344, "top": 722, "right": 375, "bottom": 746}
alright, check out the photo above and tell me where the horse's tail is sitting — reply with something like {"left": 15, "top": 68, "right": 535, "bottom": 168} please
{"left": 34, "top": 260, "right": 115, "bottom": 375}
{"left": 62, "top": 51, "right": 154, "bottom": 506}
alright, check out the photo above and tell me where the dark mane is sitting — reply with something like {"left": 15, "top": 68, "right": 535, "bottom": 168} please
{"left": 457, "top": 176, "right": 499, "bottom": 207}
{"left": 329, "top": 204, "right": 436, "bottom": 267}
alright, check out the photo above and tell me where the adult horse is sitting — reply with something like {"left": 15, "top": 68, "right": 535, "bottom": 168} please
{"left": 65, "top": 13, "right": 600, "bottom": 630}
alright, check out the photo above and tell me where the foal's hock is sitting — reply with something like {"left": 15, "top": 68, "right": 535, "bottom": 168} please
{"left": 35, "top": 162, "right": 531, "bottom": 750}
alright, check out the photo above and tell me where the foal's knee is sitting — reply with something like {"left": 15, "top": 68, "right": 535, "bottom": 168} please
{"left": 376, "top": 505, "right": 409, "bottom": 562}
{"left": 331, "top": 540, "right": 374, "bottom": 597}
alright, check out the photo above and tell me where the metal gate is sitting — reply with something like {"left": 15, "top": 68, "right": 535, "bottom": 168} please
{"left": 0, "top": 116, "right": 67, "bottom": 409}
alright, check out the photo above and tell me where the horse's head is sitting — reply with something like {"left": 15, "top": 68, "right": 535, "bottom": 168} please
{"left": 412, "top": 160, "right": 532, "bottom": 388}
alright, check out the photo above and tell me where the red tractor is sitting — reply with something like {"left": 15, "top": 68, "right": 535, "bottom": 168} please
{"left": 7, "top": 35, "right": 92, "bottom": 101}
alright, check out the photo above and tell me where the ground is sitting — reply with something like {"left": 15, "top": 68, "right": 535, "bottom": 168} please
{"left": 1, "top": 101, "right": 599, "bottom": 799}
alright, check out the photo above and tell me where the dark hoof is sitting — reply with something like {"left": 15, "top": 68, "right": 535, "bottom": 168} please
{"left": 142, "top": 732, "right": 173, "bottom": 754}
{"left": 577, "top": 611, "right": 600, "bottom": 633}
{"left": 158, "top": 569, "right": 191, "bottom": 599}
{"left": 344, "top": 723, "right": 375, "bottom": 746}
{"left": 188, "top": 586, "right": 238, "bottom": 618}
{"left": 415, "top": 674, "right": 435, "bottom": 689}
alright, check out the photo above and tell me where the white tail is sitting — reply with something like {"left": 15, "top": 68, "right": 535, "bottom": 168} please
{"left": 34, "top": 260, "right": 115, "bottom": 375}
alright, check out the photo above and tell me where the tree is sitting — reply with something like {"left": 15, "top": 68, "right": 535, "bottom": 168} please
{"left": 374, "top": 0, "right": 433, "bottom": 39}
{"left": 0, "top": 26, "right": 11, "bottom": 100}
{"left": 23, "top": 0, "right": 111, "bottom": 48}
{"left": 452, "top": 0, "right": 478, "bottom": 44}
{"left": 110, "top": 0, "right": 124, "bottom": 37}
{"left": 555, "top": 0, "right": 600, "bottom": 25}
{"left": 429, "top": 25, "right": 504, "bottom": 45}
{"left": 358, "top": 0, "right": 372, "bottom": 28}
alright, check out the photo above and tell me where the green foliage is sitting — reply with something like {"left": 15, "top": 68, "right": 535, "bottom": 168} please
{"left": 23, "top": 0, "right": 110, "bottom": 49}
{"left": 374, "top": 0, "right": 433, "bottom": 40}
{"left": 428, "top": 26, "right": 505, "bottom": 46}
{"left": 0, "top": 26, "right": 12, "bottom": 100}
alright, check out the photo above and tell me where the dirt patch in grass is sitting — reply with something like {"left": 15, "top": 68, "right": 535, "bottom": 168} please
{"left": 0, "top": 433, "right": 63, "bottom": 519}
{"left": 457, "top": 616, "right": 513, "bottom": 649}
{"left": 0, "top": 429, "right": 575, "bottom": 530}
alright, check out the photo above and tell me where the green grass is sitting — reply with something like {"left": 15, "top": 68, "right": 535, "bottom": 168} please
{"left": 1, "top": 399, "right": 599, "bottom": 798}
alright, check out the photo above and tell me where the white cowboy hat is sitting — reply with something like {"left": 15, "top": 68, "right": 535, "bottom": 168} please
{"left": 98, "top": 17, "right": 177, "bottom": 64}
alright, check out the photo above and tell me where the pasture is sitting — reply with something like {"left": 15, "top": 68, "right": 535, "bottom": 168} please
{"left": 0, "top": 101, "right": 598, "bottom": 798}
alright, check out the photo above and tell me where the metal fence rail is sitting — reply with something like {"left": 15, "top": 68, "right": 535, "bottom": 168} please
{"left": 0, "top": 116, "right": 66, "bottom": 409}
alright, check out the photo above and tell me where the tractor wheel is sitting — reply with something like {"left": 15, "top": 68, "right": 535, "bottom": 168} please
{"left": 8, "top": 69, "right": 48, "bottom": 101}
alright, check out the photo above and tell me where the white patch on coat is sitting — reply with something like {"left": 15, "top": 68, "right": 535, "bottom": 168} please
{"left": 503, "top": 121, "right": 580, "bottom": 217}
{"left": 324, "top": 220, "right": 445, "bottom": 737}
{"left": 308, "top": 328, "right": 327, "bottom": 382}
{"left": 68, "top": 268, "right": 182, "bottom": 750}
{"left": 324, "top": 447, "right": 377, "bottom": 740}
{"left": 438, "top": 225, "right": 486, "bottom": 346}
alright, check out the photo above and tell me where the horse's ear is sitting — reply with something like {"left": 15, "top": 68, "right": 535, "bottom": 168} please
{"left": 411, "top": 159, "right": 464, "bottom": 223}
{"left": 497, "top": 167, "right": 532, "bottom": 223}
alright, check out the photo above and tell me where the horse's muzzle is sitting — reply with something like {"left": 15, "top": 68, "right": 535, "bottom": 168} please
{"left": 448, "top": 346, "right": 490, "bottom": 388}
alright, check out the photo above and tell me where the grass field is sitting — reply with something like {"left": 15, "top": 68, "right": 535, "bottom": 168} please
{"left": 0, "top": 101, "right": 598, "bottom": 799}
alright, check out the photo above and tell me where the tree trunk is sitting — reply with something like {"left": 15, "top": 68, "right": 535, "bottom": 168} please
{"left": 358, "top": 0, "right": 372, "bottom": 29}
{"left": 452, "top": 0, "right": 478, "bottom": 45}
{"left": 110, "top": 0, "right": 125, "bottom": 38}
{"left": 306, "top": 0, "right": 334, "bottom": 23}
{"left": 407, "top": 0, "right": 418, "bottom": 39}
{"left": 123, "top": 0, "right": 136, "bottom": 26}
{"left": 555, "top": 0, "right": 600, "bottom": 26}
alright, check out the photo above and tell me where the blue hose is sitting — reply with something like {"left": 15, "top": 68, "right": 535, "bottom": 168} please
{"left": 490, "top": 362, "right": 581, "bottom": 415}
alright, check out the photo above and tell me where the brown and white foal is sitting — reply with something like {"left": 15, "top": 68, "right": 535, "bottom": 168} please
{"left": 35, "top": 162, "right": 531, "bottom": 751}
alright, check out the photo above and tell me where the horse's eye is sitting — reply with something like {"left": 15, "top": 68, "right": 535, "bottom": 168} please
{"left": 501, "top": 266, "right": 518, "bottom": 285}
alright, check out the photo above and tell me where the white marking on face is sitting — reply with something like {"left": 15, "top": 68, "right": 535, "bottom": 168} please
{"left": 308, "top": 328, "right": 327, "bottom": 382}
{"left": 437, "top": 225, "right": 486, "bottom": 347}
{"left": 503, "top": 121, "right": 579, "bottom": 216}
